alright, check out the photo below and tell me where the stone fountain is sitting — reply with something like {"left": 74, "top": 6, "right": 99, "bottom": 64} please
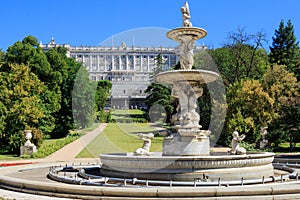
{"left": 99, "top": 2, "right": 274, "bottom": 182}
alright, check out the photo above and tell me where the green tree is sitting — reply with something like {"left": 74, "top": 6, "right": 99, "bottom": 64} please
{"left": 224, "top": 80, "right": 275, "bottom": 144}
{"left": 45, "top": 47, "right": 81, "bottom": 137}
{"left": 0, "top": 64, "right": 45, "bottom": 153}
{"left": 149, "top": 53, "right": 167, "bottom": 82}
{"left": 209, "top": 28, "right": 269, "bottom": 86}
{"left": 95, "top": 80, "right": 112, "bottom": 111}
{"left": 3, "top": 36, "right": 61, "bottom": 135}
{"left": 261, "top": 64, "right": 299, "bottom": 149}
{"left": 72, "top": 66, "right": 97, "bottom": 129}
{"left": 0, "top": 49, "right": 4, "bottom": 65}
{"left": 269, "top": 20, "right": 300, "bottom": 79}
{"left": 145, "top": 82, "right": 175, "bottom": 123}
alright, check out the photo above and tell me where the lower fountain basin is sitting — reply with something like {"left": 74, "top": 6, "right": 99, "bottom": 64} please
{"left": 100, "top": 152, "right": 274, "bottom": 181}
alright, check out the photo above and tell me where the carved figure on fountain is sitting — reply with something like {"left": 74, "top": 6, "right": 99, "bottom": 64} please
{"left": 230, "top": 131, "right": 246, "bottom": 155}
{"left": 181, "top": 2, "right": 192, "bottom": 27}
{"left": 176, "top": 35, "right": 194, "bottom": 70}
{"left": 134, "top": 133, "right": 154, "bottom": 156}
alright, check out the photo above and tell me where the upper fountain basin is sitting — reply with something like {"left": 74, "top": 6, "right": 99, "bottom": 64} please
{"left": 167, "top": 27, "right": 207, "bottom": 41}
{"left": 155, "top": 69, "right": 219, "bottom": 85}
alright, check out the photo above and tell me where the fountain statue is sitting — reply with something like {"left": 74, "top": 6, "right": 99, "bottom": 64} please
{"left": 155, "top": 1, "right": 215, "bottom": 156}
{"left": 134, "top": 133, "right": 154, "bottom": 156}
{"left": 230, "top": 131, "right": 246, "bottom": 155}
{"left": 99, "top": 2, "right": 275, "bottom": 182}
{"left": 257, "top": 126, "right": 270, "bottom": 149}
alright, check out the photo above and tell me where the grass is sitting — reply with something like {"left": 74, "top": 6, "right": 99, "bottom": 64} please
{"left": 110, "top": 109, "right": 148, "bottom": 122}
{"left": 30, "top": 135, "right": 81, "bottom": 158}
{"left": 0, "top": 151, "right": 20, "bottom": 161}
{"left": 0, "top": 123, "right": 101, "bottom": 160}
{"left": 76, "top": 123, "right": 163, "bottom": 158}
{"left": 272, "top": 142, "right": 300, "bottom": 153}
{"left": 31, "top": 123, "right": 101, "bottom": 158}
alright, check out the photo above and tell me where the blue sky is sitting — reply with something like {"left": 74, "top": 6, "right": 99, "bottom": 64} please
{"left": 0, "top": 0, "right": 299, "bottom": 50}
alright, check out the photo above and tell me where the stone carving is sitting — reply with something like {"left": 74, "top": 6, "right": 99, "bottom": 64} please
{"left": 181, "top": 2, "right": 192, "bottom": 27}
{"left": 119, "top": 41, "right": 126, "bottom": 50}
{"left": 20, "top": 130, "right": 37, "bottom": 157}
{"left": 134, "top": 133, "right": 154, "bottom": 156}
{"left": 260, "top": 127, "right": 268, "bottom": 142}
{"left": 230, "top": 131, "right": 246, "bottom": 155}
{"left": 257, "top": 126, "right": 270, "bottom": 149}
{"left": 171, "top": 83, "right": 203, "bottom": 128}
{"left": 176, "top": 35, "right": 195, "bottom": 70}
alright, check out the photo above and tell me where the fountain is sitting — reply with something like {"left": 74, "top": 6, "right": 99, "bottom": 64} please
{"left": 99, "top": 2, "right": 274, "bottom": 182}
{"left": 2, "top": 3, "right": 300, "bottom": 199}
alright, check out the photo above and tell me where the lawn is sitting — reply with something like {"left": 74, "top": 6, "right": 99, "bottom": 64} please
{"left": 110, "top": 109, "right": 148, "bottom": 123}
{"left": 0, "top": 123, "right": 100, "bottom": 160}
{"left": 0, "top": 151, "right": 20, "bottom": 161}
{"left": 76, "top": 123, "right": 163, "bottom": 158}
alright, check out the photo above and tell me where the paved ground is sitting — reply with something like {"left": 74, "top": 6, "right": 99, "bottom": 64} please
{"left": 0, "top": 123, "right": 107, "bottom": 199}
{"left": 0, "top": 123, "right": 107, "bottom": 165}
{"left": 46, "top": 123, "right": 107, "bottom": 162}
{"left": 0, "top": 123, "right": 232, "bottom": 199}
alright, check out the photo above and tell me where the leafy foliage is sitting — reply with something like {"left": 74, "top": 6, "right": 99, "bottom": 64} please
{"left": 72, "top": 66, "right": 97, "bottom": 129}
{"left": 225, "top": 79, "right": 275, "bottom": 143}
{"left": 0, "top": 64, "right": 45, "bottom": 153}
{"left": 262, "top": 64, "right": 300, "bottom": 149}
{"left": 209, "top": 28, "right": 269, "bottom": 86}
{"left": 0, "top": 35, "right": 95, "bottom": 153}
{"left": 145, "top": 82, "right": 176, "bottom": 123}
{"left": 95, "top": 80, "right": 112, "bottom": 111}
{"left": 46, "top": 47, "right": 82, "bottom": 138}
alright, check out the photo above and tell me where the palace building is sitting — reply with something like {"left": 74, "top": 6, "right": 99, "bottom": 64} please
{"left": 40, "top": 38, "right": 207, "bottom": 109}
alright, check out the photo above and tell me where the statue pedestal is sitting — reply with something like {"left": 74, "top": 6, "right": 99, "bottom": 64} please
{"left": 163, "top": 134, "right": 210, "bottom": 156}
{"left": 257, "top": 140, "right": 270, "bottom": 149}
{"left": 20, "top": 141, "right": 37, "bottom": 157}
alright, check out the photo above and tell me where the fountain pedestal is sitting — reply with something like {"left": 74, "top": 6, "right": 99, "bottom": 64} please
{"left": 163, "top": 134, "right": 210, "bottom": 156}
{"left": 156, "top": 70, "right": 218, "bottom": 156}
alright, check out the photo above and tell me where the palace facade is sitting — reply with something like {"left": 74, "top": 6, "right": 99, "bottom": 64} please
{"left": 40, "top": 38, "right": 207, "bottom": 109}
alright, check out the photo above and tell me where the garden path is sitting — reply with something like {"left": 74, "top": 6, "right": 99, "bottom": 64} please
{"left": 46, "top": 123, "right": 107, "bottom": 162}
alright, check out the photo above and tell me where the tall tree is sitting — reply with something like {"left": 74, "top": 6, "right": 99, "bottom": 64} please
{"left": 269, "top": 20, "right": 300, "bottom": 79}
{"left": 3, "top": 36, "right": 61, "bottom": 135}
{"left": 95, "top": 80, "right": 112, "bottom": 111}
{"left": 0, "top": 64, "right": 45, "bottom": 153}
{"left": 223, "top": 79, "right": 276, "bottom": 144}
{"left": 45, "top": 47, "right": 81, "bottom": 137}
{"left": 149, "top": 53, "right": 167, "bottom": 82}
{"left": 209, "top": 28, "right": 269, "bottom": 86}
{"left": 72, "top": 66, "right": 97, "bottom": 129}
{"left": 145, "top": 82, "right": 175, "bottom": 123}
{"left": 261, "top": 64, "right": 299, "bottom": 149}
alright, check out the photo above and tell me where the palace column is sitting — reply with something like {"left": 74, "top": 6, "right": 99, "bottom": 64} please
{"left": 133, "top": 54, "right": 136, "bottom": 71}
{"left": 147, "top": 55, "right": 150, "bottom": 72}
{"left": 119, "top": 55, "right": 122, "bottom": 70}
{"left": 104, "top": 55, "right": 107, "bottom": 71}
{"left": 126, "top": 54, "right": 129, "bottom": 71}
{"left": 111, "top": 54, "right": 114, "bottom": 70}
{"left": 97, "top": 55, "right": 100, "bottom": 71}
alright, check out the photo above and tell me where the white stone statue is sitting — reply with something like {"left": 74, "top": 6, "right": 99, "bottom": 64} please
{"left": 134, "top": 133, "right": 154, "bottom": 156}
{"left": 260, "top": 127, "right": 268, "bottom": 142}
{"left": 176, "top": 35, "right": 194, "bottom": 70}
{"left": 171, "top": 83, "right": 203, "bottom": 128}
{"left": 181, "top": 2, "right": 192, "bottom": 27}
{"left": 230, "top": 131, "right": 246, "bottom": 155}
{"left": 20, "top": 130, "right": 37, "bottom": 157}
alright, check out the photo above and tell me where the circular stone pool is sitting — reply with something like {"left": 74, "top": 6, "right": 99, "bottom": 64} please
{"left": 100, "top": 152, "right": 275, "bottom": 181}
